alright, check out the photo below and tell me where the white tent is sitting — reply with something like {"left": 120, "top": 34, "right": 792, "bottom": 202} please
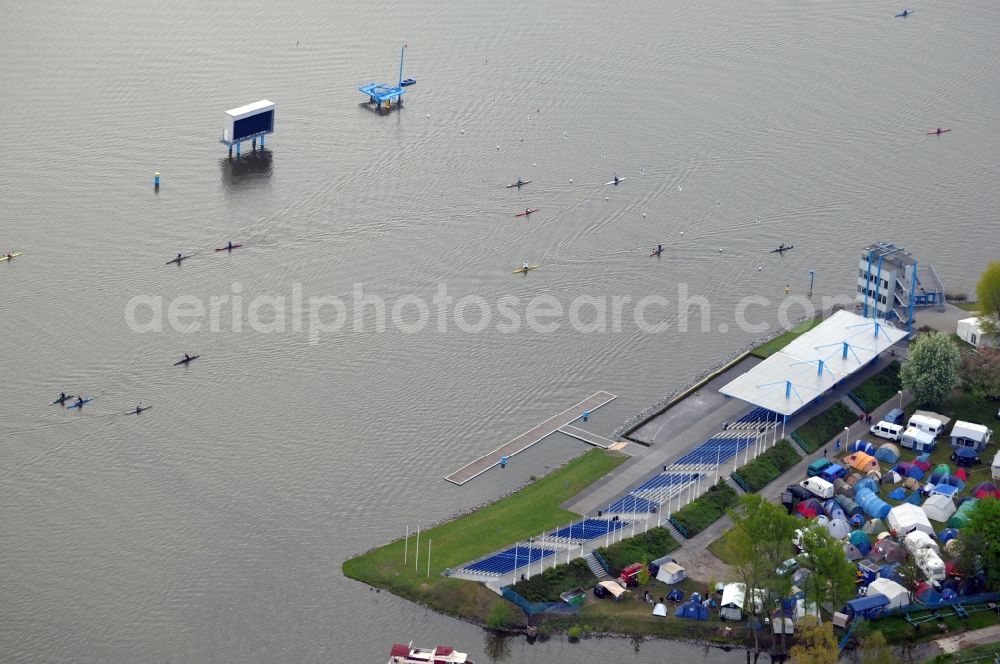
{"left": 993, "top": 451, "right": 1000, "bottom": 480}
{"left": 720, "top": 583, "right": 746, "bottom": 621}
{"left": 917, "top": 548, "right": 946, "bottom": 582}
{"left": 867, "top": 578, "right": 909, "bottom": 610}
{"left": 795, "top": 598, "right": 822, "bottom": 624}
{"left": 922, "top": 494, "right": 956, "bottom": 523}
{"left": 826, "top": 518, "right": 851, "bottom": 540}
{"left": 652, "top": 603, "right": 667, "bottom": 617}
{"left": 887, "top": 503, "right": 934, "bottom": 537}
{"left": 656, "top": 561, "right": 687, "bottom": 585}
{"left": 904, "top": 530, "right": 940, "bottom": 556}
{"left": 957, "top": 317, "right": 998, "bottom": 348}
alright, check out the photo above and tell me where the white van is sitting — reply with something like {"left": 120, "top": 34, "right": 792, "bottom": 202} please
{"left": 907, "top": 414, "right": 945, "bottom": 437}
{"left": 799, "top": 477, "right": 835, "bottom": 500}
{"left": 900, "top": 427, "right": 937, "bottom": 452}
{"left": 870, "top": 420, "right": 903, "bottom": 442}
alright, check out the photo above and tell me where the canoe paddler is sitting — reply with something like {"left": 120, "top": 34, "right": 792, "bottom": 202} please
{"left": 657, "top": 244, "right": 662, "bottom": 254}
{"left": 522, "top": 261, "right": 530, "bottom": 273}
{"left": 73, "top": 396, "right": 84, "bottom": 408}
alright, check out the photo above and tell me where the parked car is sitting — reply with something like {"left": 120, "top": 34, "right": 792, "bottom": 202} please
{"left": 884, "top": 408, "right": 906, "bottom": 426}
{"left": 776, "top": 558, "right": 800, "bottom": 576}
{"left": 786, "top": 485, "right": 812, "bottom": 502}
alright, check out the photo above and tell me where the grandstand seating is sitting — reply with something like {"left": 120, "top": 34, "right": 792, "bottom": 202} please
{"left": 463, "top": 545, "right": 556, "bottom": 575}
{"left": 549, "top": 518, "right": 626, "bottom": 541}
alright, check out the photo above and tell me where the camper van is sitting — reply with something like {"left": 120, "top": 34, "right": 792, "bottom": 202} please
{"left": 799, "top": 477, "right": 835, "bottom": 500}
{"left": 807, "top": 458, "right": 832, "bottom": 477}
{"left": 870, "top": 421, "right": 903, "bottom": 442}
{"left": 900, "top": 427, "right": 937, "bottom": 453}
{"left": 907, "top": 415, "right": 945, "bottom": 437}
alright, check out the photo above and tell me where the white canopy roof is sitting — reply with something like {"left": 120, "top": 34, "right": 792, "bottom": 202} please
{"left": 951, "top": 421, "right": 991, "bottom": 442}
{"left": 922, "top": 494, "right": 956, "bottom": 523}
{"left": 888, "top": 503, "right": 934, "bottom": 536}
{"left": 597, "top": 580, "right": 627, "bottom": 598}
{"left": 867, "top": 578, "right": 909, "bottom": 609}
{"left": 720, "top": 311, "right": 908, "bottom": 416}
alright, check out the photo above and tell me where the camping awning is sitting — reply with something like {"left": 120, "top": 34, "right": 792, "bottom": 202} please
{"left": 598, "top": 580, "right": 626, "bottom": 598}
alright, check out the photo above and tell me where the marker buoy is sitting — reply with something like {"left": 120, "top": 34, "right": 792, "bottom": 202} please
{"left": 569, "top": 179, "right": 573, "bottom": 183}
{"left": 153, "top": 172, "right": 160, "bottom": 188}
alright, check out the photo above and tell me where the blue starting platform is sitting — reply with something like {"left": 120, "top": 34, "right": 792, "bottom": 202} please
{"left": 360, "top": 45, "right": 411, "bottom": 110}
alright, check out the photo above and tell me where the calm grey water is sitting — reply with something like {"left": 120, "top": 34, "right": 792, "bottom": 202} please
{"left": 2, "top": 0, "right": 998, "bottom": 661}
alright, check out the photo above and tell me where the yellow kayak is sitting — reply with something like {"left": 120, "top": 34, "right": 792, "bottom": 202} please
{"left": 513, "top": 265, "right": 540, "bottom": 274}
{"left": 0, "top": 251, "right": 23, "bottom": 262}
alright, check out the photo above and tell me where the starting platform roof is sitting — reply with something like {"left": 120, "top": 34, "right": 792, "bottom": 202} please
{"left": 359, "top": 82, "right": 405, "bottom": 104}
{"left": 720, "top": 310, "right": 908, "bottom": 417}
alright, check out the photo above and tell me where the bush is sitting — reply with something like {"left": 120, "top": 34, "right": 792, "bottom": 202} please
{"left": 486, "top": 600, "right": 515, "bottom": 629}
{"left": 510, "top": 558, "right": 596, "bottom": 602}
{"left": 670, "top": 482, "right": 739, "bottom": 536}
{"left": 795, "top": 402, "right": 855, "bottom": 452}
{"left": 733, "top": 440, "right": 801, "bottom": 492}
{"left": 852, "top": 362, "right": 902, "bottom": 412}
{"left": 593, "top": 527, "right": 680, "bottom": 576}
{"left": 567, "top": 625, "right": 582, "bottom": 641}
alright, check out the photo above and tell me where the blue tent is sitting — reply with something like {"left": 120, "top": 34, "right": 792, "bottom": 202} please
{"left": 938, "top": 528, "right": 959, "bottom": 544}
{"left": 849, "top": 440, "right": 875, "bottom": 455}
{"left": 855, "top": 488, "right": 891, "bottom": 519}
{"left": 888, "top": 487, "right": 907, "bottom": 500}
{"left": 875, "top": 445, "right": 900, "bottom": 463}
{"left": 846, "top": 594, "right": 889, "bottom": 619}
{"left": 675, "top": 600, "right": 709, "bottom": 620}
{"left": 855, "top": 478, "right": 879, "bottom": 496}
{"left": 850, "top": 514, "right": 864, "bottom": 528}
{"left": 906, "top": 490, "right": 924, "bottom": 506}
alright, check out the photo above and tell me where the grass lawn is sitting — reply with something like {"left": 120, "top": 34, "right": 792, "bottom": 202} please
{"left": 751, "top": 316, "right": 823, "bottom": 359}
{"left": 342, "top": 448, "right": 627, "bottom": 622}
{"left": 851, "top": 362, "right": 902, "bottom": 413}
{"left": 794, "top": 402, "right": 856, "bottom": 452}
{"left": 706, "top": 530, "right": 735, "bottom": 565}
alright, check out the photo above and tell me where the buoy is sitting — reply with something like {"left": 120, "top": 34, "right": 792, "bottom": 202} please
{"left": 680, "top": 231, "right": 684, "bottom": 235}
{"left": 461, "top": 129, "right": 465, "bottom": 134}
{"left": 426, "top": 113, "right": 430, "bottom": 118}
{"left": 606, "top": 196, "right": 610, "bottom": 200}
{"left": 153, "top": 172, "right": 160, "bottom": 188}
{"left": 678, "top": 186, "right": 683, "bottom": 191}
{"left": 758, "top": 266, "right": 763, "bottom": 271}
{"left": 533, "top": 163, "right": 537, "bottom": 167}
{"left": 642, "top": 213, "right": 646, "bottom": 218}
{"left": 496, "top": 145, "right": 500, "bottom": 150}
{"left": 569, "top": 178, "right": 573, "bottom": 183}
{"left": 719, "top": 248, "right": 723, "bottom": 252}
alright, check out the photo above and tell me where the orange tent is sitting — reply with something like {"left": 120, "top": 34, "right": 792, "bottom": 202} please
{"left": 845, "top": 452, "right": 880, "bottom": 474}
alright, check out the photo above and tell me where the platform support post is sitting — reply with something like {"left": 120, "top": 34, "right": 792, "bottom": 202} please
{"left": 236, "top": 142, "right": 241, "bottom": 157}
{"left": 260, "top": 135, "right": 265, "bottom": 149}
{"left": 252, "top": 138, "right": 256, "bottom": 151}
{"left": 228, "top": 145, "right": 233, "bottom": 158}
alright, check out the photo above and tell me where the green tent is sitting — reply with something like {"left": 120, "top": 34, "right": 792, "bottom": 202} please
{"left": 948, "top": 499, "right": 979, "bottom": 529}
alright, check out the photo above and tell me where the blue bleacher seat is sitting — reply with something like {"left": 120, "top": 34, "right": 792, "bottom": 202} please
{"left": 464, "top": 546, "right": 555, "bottom": 574}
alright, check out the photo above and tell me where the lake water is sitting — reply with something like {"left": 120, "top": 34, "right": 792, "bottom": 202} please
{"left": 2, "top": 0, "right": 998, "bottom": 661}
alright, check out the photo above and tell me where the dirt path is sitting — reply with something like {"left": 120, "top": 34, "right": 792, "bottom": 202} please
{"left": 934, "top": 622, "right": 1000, "bottom": 654}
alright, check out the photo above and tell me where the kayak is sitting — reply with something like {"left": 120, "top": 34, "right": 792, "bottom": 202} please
{"left": 927, "top": 129, "right": 951, "bottom": 135}
{"left": 895, "top": 10, "right": 913, "bottom": 17}
{"left": 650, "top": 249, "right": 664, "bottom": 257}
{"left": 166, "top": 255, "right": 190, "bottom": 265}
{"left": 215, "top": 244, "right": 243, "bottom": 252}
{"left": 506, "top": 180, "right": 532, "bottom": 188}
{"left": 400, "top": 78, "right": 416, "bottom": 86}
{"left": 513, "top": 265, "right": 540, "bottom": 274}
{"left": 605, "top": 178, "right": 627, "bottom": 185}
{"left": 67, "top": 398, "right": 93, "bottom": 410}
{"left": 770, "top": 246, "right": 794, "bottom": 253}
{"left": 515, "top": 208, "right": 540, "bottom": 217}
{"left": 173, "top": 355, "right": 201, "bottom": 366}
{"left": 0, "top": 252, "right": 23, "bottom": 262}
{"left": 51, "top": 394, "right": 75, "bottom": 405}
{"left": 127, "top": 406, "right": 153, "bottom": 415}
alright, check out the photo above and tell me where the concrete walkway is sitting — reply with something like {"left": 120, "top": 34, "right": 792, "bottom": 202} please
{"left": 915, "top": 303, "right": 972, "bottom": 334}
{"left": 933, "top": 623, "right": 1000, "bottom": 654}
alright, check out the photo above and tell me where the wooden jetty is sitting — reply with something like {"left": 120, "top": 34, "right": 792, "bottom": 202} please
{"left": 445, "top": 391, "right": 617, "bottom": 485}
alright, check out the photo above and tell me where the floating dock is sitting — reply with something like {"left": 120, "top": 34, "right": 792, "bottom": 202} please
{"left": 445, "top": 391, "right": 617, "bottom": 485}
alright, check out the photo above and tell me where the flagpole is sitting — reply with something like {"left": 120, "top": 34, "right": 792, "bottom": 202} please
{"left": 415, "top": 526, "right": 420, "bottom": 572}
{"left": 404, "top": 525, "right": 409, "bottom": 565}
{"left": 427, "top": 539, "right": 432, "bottom": 578}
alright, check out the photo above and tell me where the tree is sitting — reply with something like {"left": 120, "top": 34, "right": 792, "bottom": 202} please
{"left": 635, "top": 558, "right": 650, "bottom": 590}
{"left": 900, "top": 332, "right": 961, "bottom": 406}
{"left": 858, "top": 630, "right": 891, "bottom": 664}
{"left": 789, "top": 616, "right": 838, "bottom": 664}
{"left": 953, "top": 497, "right": 1000, "bottom": 589}
{"left": 976, "top": 261, "right": 1000, "bottom": 334}
{"left": 798, "top": 526, "right": 856, "bottom": 614}
{"left": 962, "top": 347, "right": 1000, "bottom": 400}
{"left": 726, "top": 494, "right": 799, "bottom": 655}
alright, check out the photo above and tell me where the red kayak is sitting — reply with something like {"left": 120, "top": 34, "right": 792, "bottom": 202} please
{"left": 515, "top": 208, "right": 540, "bottom": 217}
{"left": 927, "top": 129, "right": 951, "bottom": 135}
{"left": 650, "top": 249, "right": 663, "bottom": 257}
{"left": 215, "top": 244, "right": 243, "bottom": 252}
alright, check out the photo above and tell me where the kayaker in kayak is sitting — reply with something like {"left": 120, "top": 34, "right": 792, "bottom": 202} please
{"left": 73, "top": 397, "right": 84, "bottom": 408}
{"left": 182, "top": 353, "right": 191, "bottom": 363}
{"left": 613, "top": 173, "right": 619, "bottom": 184}
{"left": 134, "top": 403, "right": 144, "bottom": 414}
{"left": 58, "top": 391, "right": 67, "bottom": 403}
{"left": 5, "top": 251, "right": 13, "bottom": 260}
{"left": 934, "top": 127, "right": 942, "bottom": 135}
{"left": 176, "top": 252, "right": 183, "bottom": 262}
{"left": 522, "top": 261, "right": 530, "bottom": 273}
{"left": 657, "top": 244, "right": 662, "bottom": 254}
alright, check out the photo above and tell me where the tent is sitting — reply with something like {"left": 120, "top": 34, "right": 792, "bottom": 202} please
{"left": 952, "top": 447, "right": 980, "bottom": 467}
{"left": 888, "top": 487, "right": 907, "bottom": 500}
{"left": 863, "top": 518, "right": 886, "bottom": 535}
{"left": 914, "top": 454, "right": 932, "bottom": 471}
{"left": 948, "top": 499, "right": 979, "bottom": 529}
{"left": 843, "top": 542, "right": 864, "bottom": 561}
{"left": 955, "top": 468, "right": 968, "bottom": 482}
{"left": 846, "top": 472, "right": 863, "bottom": 487}
{"left": 888, "top": 504, "right": 935, "bottom": 536}
{"left": 867, "top": 578, "right": 910, "bottom": 610}
{"left": 656, "top": 562, "right": 687, "bottom": 585}
{"left": 937, "top": 528, "right": 959, "bottom": 545}
{"left": 823, "top": 499, "right": 846, "bottom": 520}
{"left": 835, "top": 495, "right": 863, "bottom": 517}
{"left": 871, "top": 539, "right": 905, "bottom": 563}
{"left": 846, "top": 452, "right": 880, "bottom": 473}
{"left": 849, "top": 440, "right": 875, "bottom": 455}
{"left": 797, "top": 499, "right": 822, "bottom": 519}
{"left": 895, "top": 462, "right": 925, "bottom": 481}
{"left": 922, "top": 495, "right": 957, "bottom": 523}
{"left": 815, "top": 514, "right": 830, "bottom": 527}
{"left": 675, "top": 599, "right": 709, "bottom": 620}
{"left": 904, "top": 530, "right": 940, "bottom": 556}
{"left": 993, "top": 451, "right": 1000, "bottom": 480}
{"left": 849, "top": 530, "right": 869, "bottom": 547}
{"left": 795, "top": 598, "right": 822, "bottom": 624}
{"left": 905, "top": 490, "right": 924, "bottom": 506}
{"left": 855, "top": 478, "right": 880, "bottom": 496}
{"left": 652, "top": 602, "right": 668, "bottom": 617}
{"left": 846, "top": 594, "right": 889, "bottom": 619}
{"left": 720, "top": 583, "right": 746, "bottom": 621}
{"left": 833, "top": 478, "right": 854, "bottom": 497}
{"left": 881, "top": 470, "right": 903, "bottom": 485}
{"left": 930, "top": 471, "right": 951, "bottom": 485}
{"left": 903, "top": 477, "right": 921, "bottom": 491}
{"left": 944, "top": 539, "right": 960, "bottom": 556}
{"left": 867, "top": 469, "right": 883, "bottom": 482}
{"left": 932, "top": 463, "right": 952, "bottom": 478}
{"left": 597, "top": 580, "right": 627, "bottom": 598}
{"left": 856, "top": 488, "right": 892, "bottom": 519}
{"left": 973, "top": 482, "right": 999, "bottom": 499}
{"left": 932, "top": 484, "right": 959, "bottom": 498}
{"left": 849, "top": 514, "right": 864, "bottom": 528}
{"left": 826, "top": 518, "right": 851, "bottom": 540}
{"left": 875, "top": 443, "right": 901, "bottom": 464}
